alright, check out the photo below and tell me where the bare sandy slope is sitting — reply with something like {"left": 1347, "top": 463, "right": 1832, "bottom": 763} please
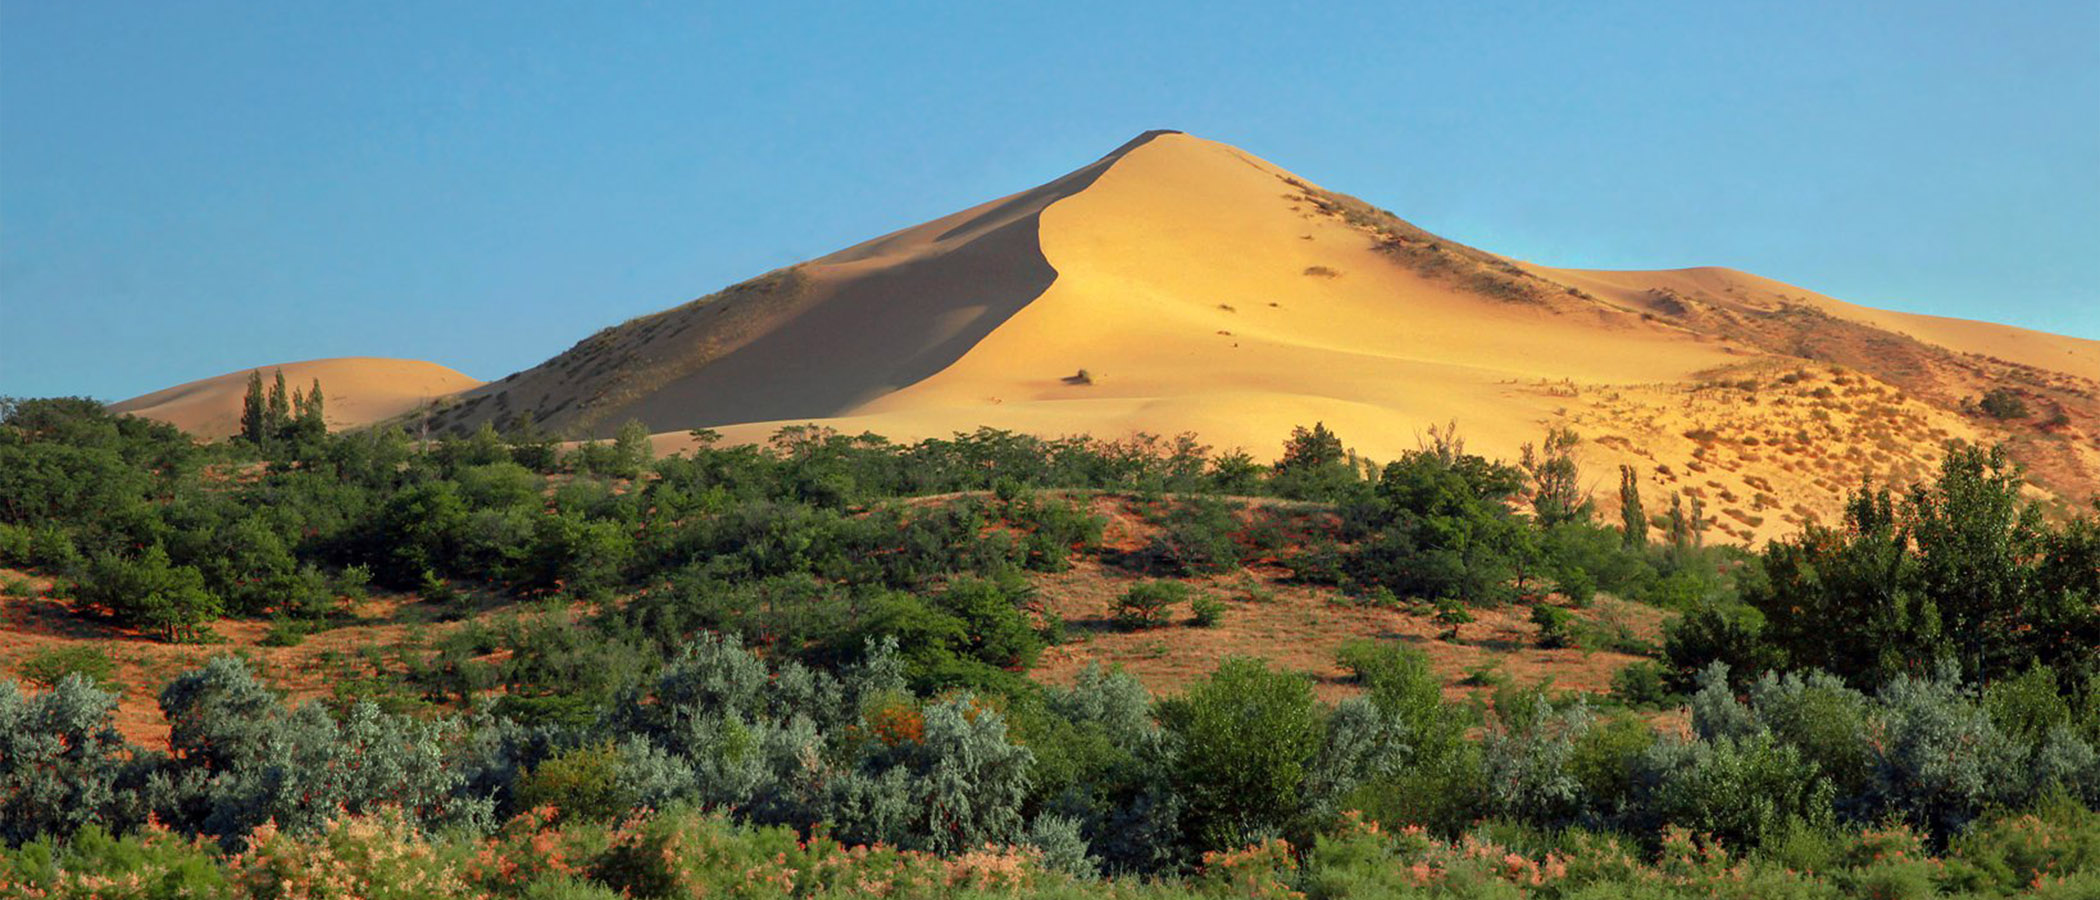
{"left": 678, "top": 135, "right": 1743, "bottom": 457}
{"left": 111, "top": 358, "right": 482, "bottom": 439}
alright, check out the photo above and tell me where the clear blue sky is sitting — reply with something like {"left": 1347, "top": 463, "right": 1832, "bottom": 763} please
{"left": 4, "top": 1, "right": 2095, "bottom": 401}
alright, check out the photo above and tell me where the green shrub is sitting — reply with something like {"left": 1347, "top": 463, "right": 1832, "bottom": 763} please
{"left": 1140, "top": 498, "right": 1245, "bottom": 575}
{"left": 258, "top": 617, "right": 309, "bottom": 648}
{"left": 1556, "top": 566, "right": 1597, "bottom": 607}
{"left": 1611, "top": 661, "right": 1675, "bottom": 709}
{"left": 1531, "top": 603, "right": 1575, "bottom": 649}
{"left": 1161, "top": 658, "right": 1327, "bottom": 853}
{"left": 517, "top": 741, "right": 631, "bottom": 824}
{"left": 16, "top": 646, "right": 116, "bottom": 689}
{"left": 1112, "top": 581, "right": 1188, "bottom": 631}
{"left": 1190, "top": 594, "right": 1226, "bottom": 627}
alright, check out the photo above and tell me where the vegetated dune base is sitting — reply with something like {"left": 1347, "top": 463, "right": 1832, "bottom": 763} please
{"left": 110, "top": 358, "right": 482, "bottom": 440}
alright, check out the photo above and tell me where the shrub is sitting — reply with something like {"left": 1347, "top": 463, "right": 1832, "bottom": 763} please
{"left": 517, "top": 741, "right": 631, "bottom": 824}
{"left": 0, "top": 676, "right": 147, "bottom": 845}
{"left": 1556, "top": 566, "right": 1597, "bottom": 607}
{"left": 1190, "top": 594, "right": 1226, "bottom": 627}
{"left": 15, "top": 646, "right": 116, "bottom": 689}
{"left": 1531, "top": 603, "right": 1575, "bottom": 649}
{"left": 1433, "top": 598, "right": 1473, "bottom": 640}
{"left": 1611, "top": 660, "right": 1675, "bottom": 709}
{"left": 1140, "top": 498, "right": 1245, "bottom": 575}
{"left": 1978, "top": 387, "right": 2030, "bottom": 420}
{"left": 1634, "top": 731, "right": 1836, "bottom": 849}
{"left": 1111, "top": 581, "right": 1187, "bottom": 631}
{"left": 1161, "top": 658, "right": 1327, "bottom": 853}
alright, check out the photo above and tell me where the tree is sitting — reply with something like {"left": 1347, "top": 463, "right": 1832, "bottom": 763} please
{"left": 1272, "top": 422, "right": 1357, "bottom": 500}
{"left": 1619, "top": 464, "right": 1648, "bottom": 549}
{"left": 293, "top": 378, "right": 325, "bottom": 439}
{"left": 265, "top": 370, "right": 291, "bottom": 438}
{"left": 76, "top": 545, "right": 221, "bottom": 641}
{"left": 1520, "top": 426, "right": 1590, "bottom": 526}
{"left": 1279, "top": 422, "right": 1345, "bottom": 472}
{"left": 1667, "top": 493, "right": 1692, "bottom": 550}
{"left": 239, "top": 371, "right": 267, "bottom": 445}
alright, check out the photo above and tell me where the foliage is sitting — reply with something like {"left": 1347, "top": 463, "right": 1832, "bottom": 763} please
{"left": 1158, "top": 658, "right": 1328, "bottom": 854}
{"left": 1110, "top": 580, "right": 1187, "bottom": 631}
{"left": 15, "top": 646, "right": 116, "bottom": 690}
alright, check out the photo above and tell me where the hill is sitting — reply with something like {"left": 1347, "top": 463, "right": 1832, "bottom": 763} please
{"left": 110, "top": 358, "right": 483, "bottom": 440}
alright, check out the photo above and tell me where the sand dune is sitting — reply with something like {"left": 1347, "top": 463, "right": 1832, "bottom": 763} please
{"left": 111, "top": 358, "right": 482, "bottom": 440}
{"left": 113, "top": 132, "right": 2097, "bottom": 541}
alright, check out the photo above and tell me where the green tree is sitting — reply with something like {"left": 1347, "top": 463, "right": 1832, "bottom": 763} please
{"left": 1520, "top": 426, "right": 1590, "bottom": 526}
{"left": 1619, "top": 464, "right": 1648, "bottom": 549}
{"left": 76, "top": 545, "right": 221, "bottom": 641}
{"left": 239, "top": 370, "right": 267, "bottom": 445}
{"left": 265, "top": 370, "right": 291, "bottom": 438}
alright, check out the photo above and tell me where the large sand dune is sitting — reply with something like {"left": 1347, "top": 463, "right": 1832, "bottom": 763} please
{"left": 111, "top": 358, "right": 482, "bottom": 439}
{"left": 115, "top": 133, "right": 2098, "bottom": 541}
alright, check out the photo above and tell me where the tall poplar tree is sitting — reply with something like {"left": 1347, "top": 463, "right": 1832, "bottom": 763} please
{"left": 1619, "top": 464, "right": 1648, "bottom": 548}
{"left": 265, "top": 370, "right": 291, "bottom": 438}
{"left": 239, "top": 371, "right": 267, "bottom": 444}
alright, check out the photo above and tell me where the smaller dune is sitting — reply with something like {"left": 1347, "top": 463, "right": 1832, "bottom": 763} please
{"left": 110, "top": 358, "right": 482, "bottom": 439}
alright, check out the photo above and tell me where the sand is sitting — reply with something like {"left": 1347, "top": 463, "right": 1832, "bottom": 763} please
{"left": 111, "top": 357, "right": 482, "bottom": 439}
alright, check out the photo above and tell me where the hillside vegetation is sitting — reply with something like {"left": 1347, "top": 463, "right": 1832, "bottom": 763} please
{"left": 4, "top": 395, "right": 2100, "bottom": 896}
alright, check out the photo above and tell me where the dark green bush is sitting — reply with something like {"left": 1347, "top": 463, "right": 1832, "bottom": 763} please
{"left": 1111, "top": 581, "right": 1187, "bottom": 631}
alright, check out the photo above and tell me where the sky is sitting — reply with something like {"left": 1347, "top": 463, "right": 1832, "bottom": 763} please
{"left": 3, "top": 1, "right": 2095, "bottom": 401}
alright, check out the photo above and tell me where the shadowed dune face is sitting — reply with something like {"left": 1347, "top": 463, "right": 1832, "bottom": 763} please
{"left": 429, "top": 131, "right": 1181, "bottom": 438}
{"left": 110, "top": 358, "right": 482, "bottom": 439}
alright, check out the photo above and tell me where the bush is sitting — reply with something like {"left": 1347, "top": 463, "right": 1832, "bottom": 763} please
{"left": 1190, "top": 594, "right": 1226, "bottom": 627}
{"left": 1531, "top": 603, "right": 1575, "bottom": 649}
{"left": 1556, "top": 566, "right": 1597, "bottom": 607}
{"left": 0, "top": 676, "right": 147, "bottom": 845}
{"left": 517, "top": 741, "right": 631, "bottom": 824}
{"left": 1161, "top": 658, "right": 1327, "bottom": 853}
{"left": 15, "top": 646, "right": 116, "bottom": 689}
{"left": 1112, "top": 581, "right": 1187, "bottom": 631}
{"left": 1140, "top": 498, "right": 1245, "bottom": 576}
{"left": 1611, "top": 660, "right": 1675, "bottom": 709}
{"left": 1978, "top": 387, "right": 2030, "bottom": 420}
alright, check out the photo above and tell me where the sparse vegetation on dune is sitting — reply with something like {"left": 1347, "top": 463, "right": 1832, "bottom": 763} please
{"left": 4, "top": 395, "right": 2099, "bottom": 895}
